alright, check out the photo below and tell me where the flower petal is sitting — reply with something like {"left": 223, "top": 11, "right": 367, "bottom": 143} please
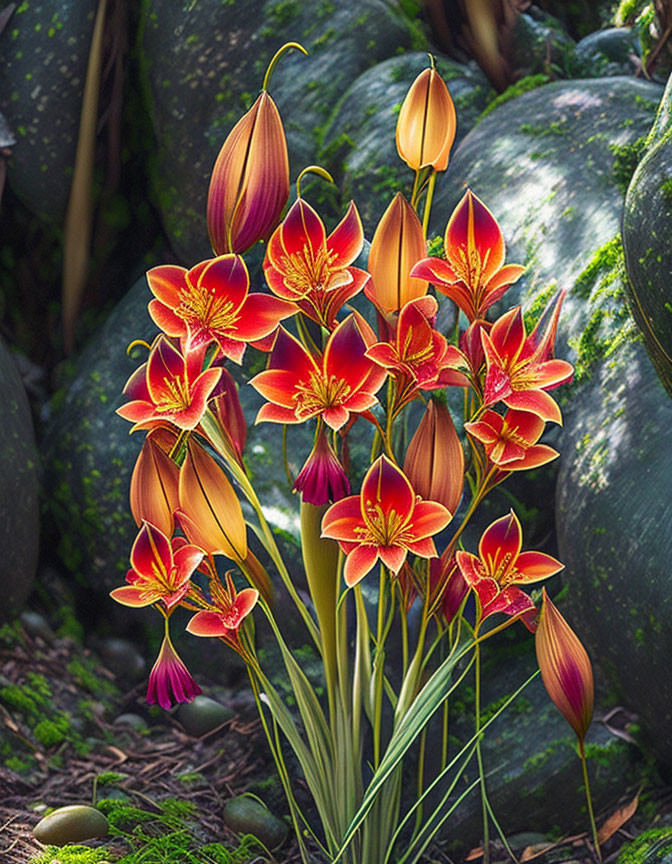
{"left": 343, "top": 544, "right": 379, "bottom": 587}
{"left": 327, "top": 200, "right": 364, "bottom": 267}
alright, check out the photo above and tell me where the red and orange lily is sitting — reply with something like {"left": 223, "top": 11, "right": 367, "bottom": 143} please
{"left": 481, "top": 301, "right": 573, "bottom": 424}
{"left": 411, "top": 189, "right": 524, "bottom": 322}
{"left": 250, "top": 313, "right": 386, "bottom": 431}
{"left": 321, "top": 455, "right": 452, "bottom": 586}
{"left": 465, "top": 408, "right": 558, "bottom": 471}
{"left": 456, "top": 511, "right": 563, "bottom": 630}
{"left": 186, "top": 571, "right": 258, "bottom": 654}
{"left": 117, "top": 336, "right": 221, "bottom": 431}
{"left": 110, "top": 521, "right": 204, "bottom": 611}
{"left": 366, "top": 297, "right": 468, "bottom": 405}
{"left": 264, "top": 198, "right": 369, "bottom": 330}
{"left": 147, "top": 254, "right": 295, "bottom": 363}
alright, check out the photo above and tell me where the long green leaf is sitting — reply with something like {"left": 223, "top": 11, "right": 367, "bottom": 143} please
{"left": 331, "top": 634, "right": 476, "bottom": 862}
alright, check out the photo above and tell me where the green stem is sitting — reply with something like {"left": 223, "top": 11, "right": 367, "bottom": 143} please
{"left": 475, "top": 641, "right": 490, "bottom": 864}
{"left": 296, "top": 164, "right": 334, "bottom": 198}
{"left": 580, "top": 740, "right": 602, "bottom": 862}
{"left": 262, "top": 41, "right": 308, "bottom": 91}
{"left": 373, "top": 565, "right": 388, "bottom": 768}
{"left": 422, "top": 170, "right": 437, "bottom": 239}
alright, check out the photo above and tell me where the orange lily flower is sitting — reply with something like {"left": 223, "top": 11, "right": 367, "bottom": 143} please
{"left": 456, "top": 511, "right": 563, "bottom": 630}
{"left": 110, "top": 521, "right": 203, "bottom": 610}
{"left": 396, "top": 62, "right": 456, "bottom": 172}
{"left": 321, "top": 455, "right": 452, "bottom": 587}
{"left": 366, "top": 296, "right": 468, "bottom": 406}
{"left": 117, "top": 337, "right": 221, "bottom": 432}
{"left": 481, "top": 300, "right": 574, "bottom": 424}
{"left": 536, "top": 588, "right": 594, "bottom": 744}
{"left": 207, "top": 90, "right": 289, "bottom": 255}
{"left": 264, "top": 198, "right": 369, "bottom": 330}
{"left": 147, "top": 254, "right": 296, "bottom": 363}
{"left": 411, "top": 189, "right": 524, "bottom": 322}
{"left": 186, "top": 571, "right": 258, "bottom": 654}
{"left": 465, "top": 408, "right": 558, "bottom": 471}
{"left": 367, "top": 193, "right": 428, "bottom": 315}
{"left": 250, "top": 313, "right": 386, "bottom": 432}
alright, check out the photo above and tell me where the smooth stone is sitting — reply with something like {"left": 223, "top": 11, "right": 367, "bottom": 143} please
{"left": 223, "top": 796, "right": 288, "bottom": 850}
{"left": 19, "top": 610, "right": 54, "bottom": 642}
{"left": 140, "top": 0, "right": 422, "bottom": 261}
{"left": 177, "top": 696, "right": 233, "bottom": 737}
{"left": 0, "top": 0, "right": 97, "bottom": 220}
{"left": 96, "top": 637, "right": 146, "bottom": 682}
{"left": 33, "top": 804, "right": 109, "bottom": 846}
{"left": 114, "top": 713, "right": 147, "bottom": 730}
{"left": 623, "top": 72, "right": 672, "bottom": 395}
{"left": 0, "top": 337, "right": 39, "bottom": 620}
{"left": 320, "top": 52, "right": 493, "bottom": 234}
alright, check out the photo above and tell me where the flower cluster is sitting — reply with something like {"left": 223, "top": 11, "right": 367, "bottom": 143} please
{"left": 109, "top": 43, "right": 596, "bottom": 863}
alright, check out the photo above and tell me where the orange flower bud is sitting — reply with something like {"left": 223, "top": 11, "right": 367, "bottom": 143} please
{"left": 177, "top": 441, "right": 247, "bottom": 563}
{"left": 396, "top": 64, "right": 456, "bottom": 172}
{"left": 403, "top": 400, "right": 464, "bottom": 515}
{"left": 535, "top": 588, "right": 594, "bottom": 744}
{"left": 129, "top": 430, "right": 180, "bottom": 538}
{"left": 367, "top": 193, "right": 428, "bottom": 314}
{"left": 207, "top": 90, "right": 289, "bottom": 255}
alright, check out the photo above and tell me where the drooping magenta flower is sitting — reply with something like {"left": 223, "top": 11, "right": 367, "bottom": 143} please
{"left": 429, "top": 552, "right": 469, "bottom": 625}
{"left": 147, "top": 254, "right": 296, "bottom": 362}
{"left": 456, "top": 511, "right": 563, "bottom": 631}
{"left": 264, "top": 198, "right": 369, "bottom": 330}
{"left": 186, "top": 572, "right": 259, "bottom": 654}
{"left": 293, "top": 424, "right": 350, "bottom": 506}
{"left": 465, "top": 408, "right": 559, "bottom": 471}
{"left": 117, "top": 336, "right": 221, "bottom": 431}
{"left": 147, "top": 632, "right": 202, "bottom": 710}
{"left": 110, "top": 521, "right": 204, "bottom": 610}
{"left": 321, "top": 455, "right": 452, "bottom": 586}
{"left": 250, "top": 313, "right": 387, "bottom": 431}
{"left": 481, "top": 299, "right": 574, "bottom": 424}
{"left": 411, "top": 189, "right": 524, "bottom": 322}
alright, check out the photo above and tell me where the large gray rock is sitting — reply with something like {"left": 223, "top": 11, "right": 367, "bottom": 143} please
{"left": 623, "top": 72, "right": 672, "bottom": 396}
{"left": 140, "top": 0, "right": 424, "bottom": 262}
{"left": 574, "top": 27, "right": 640, "bottom": 77}
{"left": 320, "top": 53, "right": 493, "bottom": 235}
{"left": 0, "top": 338, "right": 39, "bottom": 619}
{"left": 0, "top": 0, "right": 96, "bottom": 220}
{"left": 556, "top": 335, "right": 672, "bottom": 771}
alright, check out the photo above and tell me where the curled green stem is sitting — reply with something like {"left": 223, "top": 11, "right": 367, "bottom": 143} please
{"left": 297, "top": 164, "right": 334, "bottom": 198}
{"left": 262, "top": 41, "right": 308, "bottom": 91}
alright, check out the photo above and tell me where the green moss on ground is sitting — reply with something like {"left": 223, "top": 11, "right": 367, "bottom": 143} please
{"left": 617, "top": 827, "right": 672, "bottom": 864}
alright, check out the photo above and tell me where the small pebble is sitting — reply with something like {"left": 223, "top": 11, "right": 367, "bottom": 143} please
{"left": 114, "top": 712, "right": 147, "bottom": 730}
{"left": 33, "top": 804, "right": 109, "bottom": 846}
{"left": 20, "top": 610, "right": 54, "bottom": 642}
{"left": 177, "top": 696, "right": 233, "bottom": 737}
{"left": 223, "top": 797, "right": 288, "bottom": 850}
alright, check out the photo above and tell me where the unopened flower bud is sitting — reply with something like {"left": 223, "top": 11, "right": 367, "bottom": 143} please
{"left": 396, "top": 62, "right": 456, "bottom": 172}
{"left": 129, "top": 430, "right": 180, "bottom": 538}
{"left": 535, "top": 588, "right": 594, "bottom": 744}
{"left": 366, "top": 193, "right": 427, "bottom": 314}
{"left": 404, "top": 400, "right": 464, "bottom": 515}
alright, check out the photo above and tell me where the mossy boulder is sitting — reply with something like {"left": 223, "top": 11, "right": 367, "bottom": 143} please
{"left": 622, "top": 72, "right": 672, "bottom": 396}
{"left": 0, "top": 337, "right": 39, "bottom": 620}
{"left": 431, "top": 76, "right": 662, "bottom": 364}
{"left": 139, "top": 0, "right": 425, "bottom": 262}
{"left": 556, "top": 335, "right": 672, "bottom": 771}
{"left": 574, "top": 27, "right": 640, "bottom": 77}
{"left": 33, "top": 804, "right": 109, "bottom": 846}
{"left": 618, "top": 828, "right": 672, "bottom": 864}
{"left": 319, "top": 53, "right": 493, "bottom": 235}
{"left": 508, "top": 8, "right": 576, "bottom": 79}
{"left": 435, "top": 639, "right": 643, "bottom": 852}
{"left": 0, "top": 0, "right": 96, "bottom": 220}
{"left": 223, "top": 796, "right": 288, "bottom": 850}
